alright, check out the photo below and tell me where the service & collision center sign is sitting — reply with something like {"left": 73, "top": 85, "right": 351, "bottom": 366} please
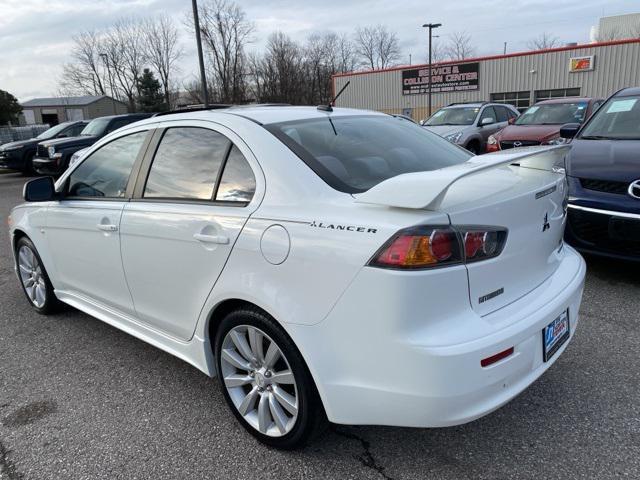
{"left": 402, "top": 62, "right": 480, "bottom": 95}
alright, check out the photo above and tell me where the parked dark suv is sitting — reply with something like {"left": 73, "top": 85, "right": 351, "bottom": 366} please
{"left": 33, "top": 113, "right": 152, "bottom": 175}
{"left": 561, "top": 87, "right": 640, "bottom": 261}
{"left": 0, "top": 121, "right": 87, "bottom": 175}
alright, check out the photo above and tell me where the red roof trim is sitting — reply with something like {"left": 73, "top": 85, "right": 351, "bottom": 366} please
{"left": 332, "top": 37, "right": 640, "bottom": 79}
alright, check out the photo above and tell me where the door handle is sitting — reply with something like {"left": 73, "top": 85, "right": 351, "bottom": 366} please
{"left": 97, "top": 224, "right": 118, "bottom": 232}
{"left": 193, "top": 233, "right": 229, "bottom": 244}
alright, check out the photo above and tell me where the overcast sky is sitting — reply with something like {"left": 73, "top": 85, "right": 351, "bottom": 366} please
{"left": 1, "top": 0, "right": 638, "bottom": 101}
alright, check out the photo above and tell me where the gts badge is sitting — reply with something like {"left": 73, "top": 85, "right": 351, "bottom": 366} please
{"left": 309, "top": 221, "right": 377, "bottom": 234}
{"left": 479, "top": 287, "right": 504, "bottom": 304}
{"left": 542, "top": 213, "right": 550, "bottom": 232}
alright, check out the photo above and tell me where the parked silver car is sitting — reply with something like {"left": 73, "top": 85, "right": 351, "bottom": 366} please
{"left": 421, "top": 102, "right": 520, "bottom": 154}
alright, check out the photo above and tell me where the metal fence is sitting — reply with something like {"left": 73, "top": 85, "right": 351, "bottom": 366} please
{"left": 0, "top": 124, "right": 50, "bottom": 146}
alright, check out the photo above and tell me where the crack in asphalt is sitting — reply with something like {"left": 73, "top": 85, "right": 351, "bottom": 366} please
{"left": 332, "top": 428, "right": 395, "bottom": 480}
{"left": 0, "top": 441, "right": 23, "bottom": 480}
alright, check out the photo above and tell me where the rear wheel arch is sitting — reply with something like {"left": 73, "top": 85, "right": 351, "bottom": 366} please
{"left": 12, "top": 229, "right": 28, "bottom": 253}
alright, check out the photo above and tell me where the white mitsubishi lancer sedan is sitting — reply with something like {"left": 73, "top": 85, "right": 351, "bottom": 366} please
{"left": 9, "top": 106, "right": 586, "bottom": 449}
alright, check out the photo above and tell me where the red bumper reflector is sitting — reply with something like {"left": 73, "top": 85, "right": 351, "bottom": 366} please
{"left": 481, "top": 347, "right": 514, "bottom": 367}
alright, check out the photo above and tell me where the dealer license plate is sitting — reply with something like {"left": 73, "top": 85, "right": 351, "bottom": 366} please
{"left": 543, "top": 310, "right": 570, "bottom": 362}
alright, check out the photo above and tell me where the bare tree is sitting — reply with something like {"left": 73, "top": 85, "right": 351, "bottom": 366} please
{"left": 354, "top": 25, "right": 401, "bottom": 69}
{"left": 445, "top": 31, "right": 476, "bottom": 60}
{"left": 59, "top": 30, "right": 108, "bottom": 96}
{"left": 425, "top": 38, "right": 448, "bottom": 64}
{"left": 143, "top": 15, "right": 182, "bottom": 109}
{"left": 526, "top": 32, "right": 560, "bottom": 50}
{"left": 188, "top": 0, "right": 254, "bottom": 103}
{"left": 103, "top": 18, "right": 147, "bottom": 111}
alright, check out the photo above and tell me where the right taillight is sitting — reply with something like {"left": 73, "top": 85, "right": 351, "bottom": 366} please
{"left": 369, "top": 225, "right": 507, "bottom": 270}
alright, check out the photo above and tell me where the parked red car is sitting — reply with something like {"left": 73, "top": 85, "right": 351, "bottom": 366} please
{"left": 486, "top": 97, "right": 603, "bottom": 152}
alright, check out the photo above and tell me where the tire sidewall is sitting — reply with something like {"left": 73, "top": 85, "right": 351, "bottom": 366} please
{"left": 214, "top": 308, "right": 320, "bottom": 449}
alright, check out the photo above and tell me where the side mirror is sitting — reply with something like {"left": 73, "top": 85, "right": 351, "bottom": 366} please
{"left": 57, "top": 133, "right": 68, "bottom": 138}
{"left": 419, "top": 119, "right": 426, "bottom": 126}
{"left": 559, "top": 123, "right": 581, "bottom": 139}
{"left": 23, "top": 177, "right": 56, "bottom": 202}
{"left": 508, "top": 117, "right": 516, "bottom": 125}
{"left": 480, "top": 117, "right": 495, "bottom": 126}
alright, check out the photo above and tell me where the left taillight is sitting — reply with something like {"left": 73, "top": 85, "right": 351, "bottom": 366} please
{"left": 368, "top": 225, "right": 507, "bottom": 270}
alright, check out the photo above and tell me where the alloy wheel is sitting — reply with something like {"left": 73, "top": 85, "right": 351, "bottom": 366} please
{"left": 17, "top": 245, "right": 47, "bottom": 308}
{"left": 220, "top": 325, "right": 299, "bottom": 437}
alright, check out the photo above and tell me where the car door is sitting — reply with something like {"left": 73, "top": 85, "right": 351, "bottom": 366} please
{"left": 478, "top": 106, "right": 502, "bottom": 144}
{"left": 119, "top": 122, "right": 262, "bottom": 341}
{"left": 45, "top": 129, "right": 152, "bottom": 315}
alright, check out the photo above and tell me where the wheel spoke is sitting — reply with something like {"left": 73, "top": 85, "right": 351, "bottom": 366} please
{"left": 257, "top": 393, "right": 271, "bottom": 433}
{"left": 223, "top": 373, "right": 253, "bottom": 388}
{"left": 221, "top": 348, "right": 251, "bottom": 371}
{"left": 248, "top": 327, "right": 264, "bottom": 363}
{"left": 263, "top": 341, "right": 281, "bottom": 369}
{"left": 19, "top": 249, "right": 32, "bottom": 269}
{"left": 237, "top": 386, "right": 259, "bottom": 416}
{"left": 23, "top": 277, "right": 35, "bottom": 288}
{"left": 229, "top": 330, "right": 255, "bottom": 363}
{"left": 29, "top": 284, "right": 37, "bottom": 301}
{"left": 272, "top": 385, "right": 297, "bottom": 416}
{"left": 270, "top": 369, "right": 294, "bottom": 385}
{"left": 18, "top": 265, "right": 31, "bottom": 276}
{"left": 268, "top": 393, "right": 289, "bottom": 434}
{"left": 35, "top": 285, "right": 46, "bottom": 306}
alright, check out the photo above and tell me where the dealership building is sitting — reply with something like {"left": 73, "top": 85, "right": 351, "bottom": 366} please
{"left": 333, "top": 38, "right": 640, "bottom": 121}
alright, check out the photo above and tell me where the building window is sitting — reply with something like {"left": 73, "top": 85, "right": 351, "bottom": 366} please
{"left": 534, "top": 88, "right": 581, "bottom": 102}
{"left": 490, "top": 91, "right": 530, "bottom": 112}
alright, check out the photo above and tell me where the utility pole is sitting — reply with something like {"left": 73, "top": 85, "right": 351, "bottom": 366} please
{"left": 409, "top": 53, "right": 412, "bottom": 65}
{"left": 192, "top": 0, "right": 209, "bottom": 108}
{"left": 99, "top": 53, "right": 118, "bottom": 114}
{"left": 422, "top": 23, "right": 442, "bottom": 118}
{"left": 503, "top": 42, "right": 507, "bottom": 55}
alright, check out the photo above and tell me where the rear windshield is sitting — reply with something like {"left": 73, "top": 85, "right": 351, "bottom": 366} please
{"left": 266, "top": 115, "right": 471, "bottom": 193}
{"left": 515, "top": 102, "right": 588, "bottom": 125}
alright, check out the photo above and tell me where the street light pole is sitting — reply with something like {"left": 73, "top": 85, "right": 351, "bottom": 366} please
{"left": 192, "top": 0, "right": 209, "bottom": 108}
{"left": 422, "top": 23, "right": 442, "bottom": 118}
{"left": 99, "top": 53, "right": 118, "bottom": 114}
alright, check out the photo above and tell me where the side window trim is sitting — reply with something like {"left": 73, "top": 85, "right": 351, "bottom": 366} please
{"left": 62, "top": 129, "right": 154, "bottom": 201}
{"left": 132, "top": 125, "right": 254, "bottom": 206}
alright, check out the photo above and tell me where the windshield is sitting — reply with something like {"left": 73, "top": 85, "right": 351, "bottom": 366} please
{"left": 580, "top": 95, "right": 640, "bottom": 140}
{"left": 424, "top": 107, "right": 479, "bottom": 126}
{"left": 266, "top": 115, "right": 471, "bottom": 193}
{"left": 80, "top": 118, "right": 110, "bottom": 136}
{"left": 36, "top": 122, "right": 72, "bottom": 139}
{"left": 515, "top": 102, "right": 588, "bottom": 125}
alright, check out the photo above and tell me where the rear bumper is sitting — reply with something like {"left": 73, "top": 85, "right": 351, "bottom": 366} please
{"left": 288, "top": 245, "right": 586, "bottom": 427}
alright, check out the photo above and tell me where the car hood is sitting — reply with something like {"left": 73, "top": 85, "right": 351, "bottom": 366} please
{"left": 0, "top": 139, "right": 36, "bottom": 150}
{"left": 567, "top": 138, "right": 640, "bottom": 182}
{"left": 495, "top": 124, "right": 561, "bottom": 142}
{"left": 39, "top": 135, "right": 98, "bottom": 149}
{"left": 422, "top": 125, "right": 469, "bottom": 137}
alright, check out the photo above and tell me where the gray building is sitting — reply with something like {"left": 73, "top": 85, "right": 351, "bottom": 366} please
{"left": 20, "top": 95, "right": 128, "bottom": 126}
{"left": 333, "top": 38, "right": 640, "bottom": 121}
{"left": 591, "top": 13, "right": 640, "bottom": 42}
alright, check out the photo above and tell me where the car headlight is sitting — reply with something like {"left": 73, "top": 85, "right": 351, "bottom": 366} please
{"left": 47, "top": 146, "right": 56, "bottom": 157}
{"left": 547, "top": 137, "right": 567, "bottom": 145}
{"left": 444, "top": 131, "right": 464, "bottom": 144}
{"left": 487, "top": 135, "right": 497, "bottom": 145}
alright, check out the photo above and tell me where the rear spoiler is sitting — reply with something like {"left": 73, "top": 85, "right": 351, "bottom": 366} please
{"left": 354, "top": 145, "right": 570, "bottom": 210}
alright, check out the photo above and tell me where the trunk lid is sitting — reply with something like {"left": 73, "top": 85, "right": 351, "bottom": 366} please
{"left": 441, "top": 166, "right": 566, "bottom": 315}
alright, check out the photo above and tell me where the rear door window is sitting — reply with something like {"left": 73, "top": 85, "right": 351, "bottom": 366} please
{"left": 215, "top": 146, "right": 256, "bottom": 202}
{"left": 144, "top": 127, "right": 230, "bottom": 200}
{"left": 479, "top": 107, "right": 497, "bottom": 124}
{"left": 266, "top": 115, "right": 471, "bottom": 193}
{"left": 494, "top": 106, "right": 509, "bottom": 123}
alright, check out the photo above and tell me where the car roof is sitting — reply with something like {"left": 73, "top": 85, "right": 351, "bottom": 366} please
{"left": 133, "top": 106, "right": 386, "bottom": 126}
{"left": 90, "top": 113, "right": 152, "bottom": 121}
{"left": 535, "top": 97, "right": 594, "bottom": 105}
{"left": 615, "top": 87, "right": 640, "bottom": 97}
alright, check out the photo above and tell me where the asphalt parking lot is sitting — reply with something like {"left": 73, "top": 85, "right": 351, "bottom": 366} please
{"left": 0, "top": 171, "right": 639, "bottom": 480}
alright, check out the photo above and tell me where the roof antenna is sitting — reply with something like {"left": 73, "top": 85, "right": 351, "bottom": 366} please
{"left": 318, "top": 81, "right": 350, "bottom": 112}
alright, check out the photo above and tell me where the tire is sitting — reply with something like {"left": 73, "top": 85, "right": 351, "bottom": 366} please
{"left": 466, "top": 142, "right": 480, "bottom": 155}
{"left": 15, "top": 236, "right": 59, "bottom": 315}
{"left": 214, "top": 307, "right": 326, "bottom": 449}
{"left": 21, "top": 152, "right": 35, "bottom": 176}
